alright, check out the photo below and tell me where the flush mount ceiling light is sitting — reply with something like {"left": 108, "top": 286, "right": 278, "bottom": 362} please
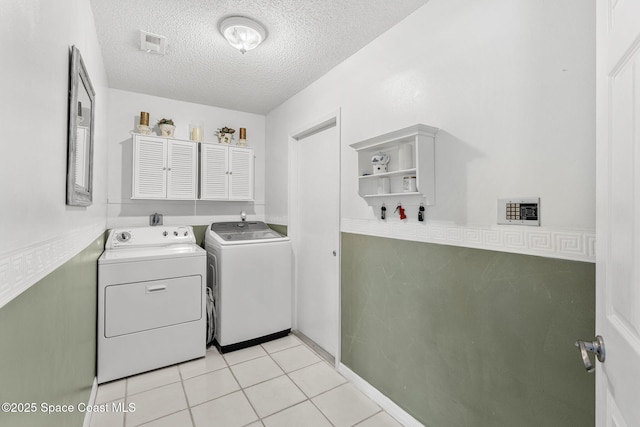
{"left": 219, "top": 16, "right": 267, "bottom": 54}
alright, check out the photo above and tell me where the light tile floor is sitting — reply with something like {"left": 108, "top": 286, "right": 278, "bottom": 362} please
{"left": 89, "top": 334, "right": 403, "bottom": 427}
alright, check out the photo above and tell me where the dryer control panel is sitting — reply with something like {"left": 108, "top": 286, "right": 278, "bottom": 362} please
{"left": 106, "top": 226, "right": 195, "bottom": 248}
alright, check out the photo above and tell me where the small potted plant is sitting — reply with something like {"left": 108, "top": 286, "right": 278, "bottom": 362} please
{"left": 158, "top": 118, "right": 176, "bottom": 137}
{"left": 217, "top": 126, "right": 235, "bottom": 144}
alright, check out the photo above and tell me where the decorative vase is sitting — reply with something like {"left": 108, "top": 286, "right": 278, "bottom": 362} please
{"left": 137, "top": 124, "right": 152, "bottom": 135}
{"left": 159, "top": 124, "right": 175, "bottom": 137}
{"left": 219, "top": 133, "right": 233, "bottom": 144}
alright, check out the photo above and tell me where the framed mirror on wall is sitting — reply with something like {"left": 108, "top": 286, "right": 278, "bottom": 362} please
{"left": 66, "top": 45, "right": 95, "bottom": 206}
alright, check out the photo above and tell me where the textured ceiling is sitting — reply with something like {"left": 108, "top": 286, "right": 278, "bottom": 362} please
{"left": 89, "top": 0, "right": 430, "bottom": 114}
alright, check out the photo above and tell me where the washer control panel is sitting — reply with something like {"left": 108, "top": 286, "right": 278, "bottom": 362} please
{"left": 497, "top": 197, "right": 540, "bottom": 226}
{"left": 106, "top": 226, "right": 195, "bottom": 248}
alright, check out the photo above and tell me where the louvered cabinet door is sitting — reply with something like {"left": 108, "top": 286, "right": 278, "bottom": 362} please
{"left": 132, "top": 136, "right": 167, "bottom": 199}
{"left": 166, "top": 140, "right": 197, "bottom": 199}
{"left": 200, "top": 143, "right": 229, "bottom": 200}
{"left": 228, "top": 147, "right": 254, "bottom": 201}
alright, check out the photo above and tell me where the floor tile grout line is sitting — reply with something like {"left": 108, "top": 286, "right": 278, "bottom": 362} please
{"left": 279, "top": 360, "right": 337, "bottom": 426}
{"left": 263, "top": 342, "right": 303, "bottom": 356}
{"left": 125, "top": 378, "right": 182, "bottom": 399}
{"left": 129, "top": 408, "right": 188, "bottom": 427}
{"left": 178, "top": 351, "right": 254, "bottom": 412}
{"left": 223, "top": 347, "right": 270, "bottom": 366}
{"left": 228, "top": 353, "right": 287, "bottom": 389}
{"left": 351, "top": 409, "right": 386, "bottom": 427}
{"left": 312, "top": 382, "right": 385, "bottom": 427}
{"left": 308, "top": 397, "right": 338, "bottom": 427}
{"left": 224, "top": 339, "right": 320, "bottom": 423}
{"left": 256, "top": 397, "right": 311, "bottom": 424}
{"left": 180, "top": 351, "right": 233, "bottom": 381}
{"left": 187, "top": 386, "right": 242, "bottom": 411}
{"left": 177, "top": 367, "right": 197, "bottom": 427}
{"left": 266, "top": 339, "right": 338, "bottom": 427}
{"left": 305, "top": 379, "right": 350, "bottom": 400}
{"left": 224, "top": 350, "right": 262, "bottom": 425}
{"left": 267, "top": 342, "right": 326, "bottom": 375}
{"left": 123, "top": 364, "right": 185, "bottom": 397}
{"left": 125, "top": 384, "right": 191, "bottom": 427}
{"left": 305, "top": 381, "right": 355, "bottom": 427}
{"left": 123, "top": 378, "right": 129, "bottom": 427}
{"left": 181, "top": 360, "right": 334, "bottom": 410}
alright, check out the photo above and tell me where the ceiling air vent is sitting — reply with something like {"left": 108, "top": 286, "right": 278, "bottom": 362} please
{"left": 140, "top": 30, "right": 167, "bottom": 55}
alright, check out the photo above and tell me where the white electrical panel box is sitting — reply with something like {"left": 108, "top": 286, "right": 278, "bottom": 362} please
{"left": 497, "top": 197, "right": 540, "bottom": 226}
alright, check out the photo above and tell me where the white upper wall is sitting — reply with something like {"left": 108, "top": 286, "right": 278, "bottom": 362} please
{"left": 106, "top": 89, "right": 266, "bottom": 228}
{"left": 0, "top": 0, "right": 109, "bottom": 306}
{"left": 266, "top": 0, "right": 595, "bottom": 232}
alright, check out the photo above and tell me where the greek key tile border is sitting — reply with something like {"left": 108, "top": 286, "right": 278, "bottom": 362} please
{"left": 0, "top": 223, "right": 105, "bottom": 309}
{"left": 341, "top": 218, "right": 595, "bottom": 263}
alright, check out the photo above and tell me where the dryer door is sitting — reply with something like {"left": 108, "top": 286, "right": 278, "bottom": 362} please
{"left": 104, "top": 275, "right": 202, "bottom": 337}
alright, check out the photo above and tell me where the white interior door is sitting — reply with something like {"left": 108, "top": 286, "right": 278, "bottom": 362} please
{"left": 291, "top": 113, "right": 340, "bottom": 358}
{"left": 596, "top": 1, "right": 640, "bottom": 425}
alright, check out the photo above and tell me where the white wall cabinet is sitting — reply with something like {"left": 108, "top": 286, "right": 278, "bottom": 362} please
{"left": 350, "top": 124, "right": 439, "bottom": 205}
{"left": 132, "top": 135, "right": 197, "bottom": 200}
{"left": 200, "top": 143, "right": 254, "bottom": 201}
{"left": 132, "top": 135, "right": 254, "bottom": 201}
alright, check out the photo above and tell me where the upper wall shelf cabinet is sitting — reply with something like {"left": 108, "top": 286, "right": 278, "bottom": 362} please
{"left": 349, "top": 124, "right": 439, "bottom": 204}
{"left": 131, "top": 134, "right": 255, "bottom": 202}
{"left": 200, "top": 143, "right": 254, "bottom": 201}
{"left": 132, "top": 134, "right": 197, "bottom": 200}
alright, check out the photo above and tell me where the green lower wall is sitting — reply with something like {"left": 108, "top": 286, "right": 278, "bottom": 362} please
{"left": 193, "top": 224, "right": 208, "bottom": 246}
{"left": 341, "top": 232, "right": 595, "bottom": 426}
{"left": 267, "top": 223, "right": 288, "bottom": 236}
{"left": 0, "top": 234, "right": 105, "bottom": 427}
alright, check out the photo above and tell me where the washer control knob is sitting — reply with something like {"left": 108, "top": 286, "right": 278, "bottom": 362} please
{"left": 184, "top": 231, "right": 188, "bottom": 236}
{"left": 174, "top": 231, "right": 178, "bottom": 236}
{"left": 162, "top": 231, "right": 168, "bottom": 237}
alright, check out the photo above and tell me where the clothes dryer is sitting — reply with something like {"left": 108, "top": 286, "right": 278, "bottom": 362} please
{"left": 98, "top": 226, "right": 206, "bottom": 383}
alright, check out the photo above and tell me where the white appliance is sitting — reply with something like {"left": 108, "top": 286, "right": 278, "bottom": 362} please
{"left": 205, "top": 221, "right": 292, "bottom": 353}
{"left": 98, "top": 226, "right": 206, "bottom": 383}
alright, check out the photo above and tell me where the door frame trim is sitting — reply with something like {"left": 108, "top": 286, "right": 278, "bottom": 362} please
{"left": 288, "top": 108, "right": 342, "bottom": 366}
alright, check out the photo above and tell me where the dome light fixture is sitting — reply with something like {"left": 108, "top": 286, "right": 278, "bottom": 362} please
{"left": 219, "top": 16, "right": 267, "bottom": 54}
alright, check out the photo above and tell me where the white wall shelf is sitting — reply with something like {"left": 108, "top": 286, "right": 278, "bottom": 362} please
{"left": 358, "top": 168, "right": 417, "bottom": 180}
{"left": 363, "top": 192, "right": 421, "bottom": 198}
{"left": 350, "top": 124, "right": 439, "bottom": 205}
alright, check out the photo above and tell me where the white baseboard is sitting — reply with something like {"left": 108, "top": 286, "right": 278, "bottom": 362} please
{"left": 338, "top": 363, "right": 424, "bottom": 427}
{"left": 83, "top": 377, "right": 98, "bottom": 427}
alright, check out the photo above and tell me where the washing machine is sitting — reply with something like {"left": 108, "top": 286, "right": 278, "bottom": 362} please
{"left": 205, "top": 221, "right": 292, "bottom": 353}
{"left": 98, "top": 226, "right": 206, "bottom": 383}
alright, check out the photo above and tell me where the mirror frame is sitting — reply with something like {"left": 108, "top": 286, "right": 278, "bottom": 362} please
{"left": 66, "top": 45, "right": 96, "bottom": 206}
